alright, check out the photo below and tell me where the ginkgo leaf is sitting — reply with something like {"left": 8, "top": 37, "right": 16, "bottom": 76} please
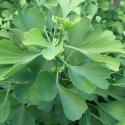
{"left": 67, "top": 30, "right": 124, "bottom": 54}
{"left": 36, "top": 71, "right": 88, "bottom": 120}
{"left": 81, "top": 31, "right": 124, "bottom": 54}
{"left": 0, "top": 98, "right": 10, "bottom": 123}
{"left": 0, "top": 39, "right": 41, "bottom": 64}
{"left": 69, "top": 69, "right": 96, "bottom": 94}
{"left": 85, "top": 53, "right": 120, "bottom": 71}
{"left": 36, "top": 71, "right": 57, "bottom": 101}
{"left": 18, "top": 7, "right": 45, "bottom": 33}
{"left": 0, "top": 63, "right": 27, "bottom": 81}
{"left": 14, "top": 83, "right": 42, "bottom": 104}
{"left": 57, "top": 16, "right": 81, "bottom": 31}
{"left": 42, "top": 42, "right": 63, "bottom": 60}
{"left": 58, "top": 85, "right": 88, "bottom": 121}
{"left": 98, "top": 101, "right": 125, "bottom": 121}
{"left": 23, "top": 28, "right": 50, "bottom": 48}
{"left": 9, "top": 104, "right": 35, "bottom": 125}
{"left": 58, "top": 0, "right": 85, "bottom": 17}
{"left": 68, "top": 63, "right": 110, "bottom": 89}
{"left": 68, "top": 17, "right": 90, "bottom": 47}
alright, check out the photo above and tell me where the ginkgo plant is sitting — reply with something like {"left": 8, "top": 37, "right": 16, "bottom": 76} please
{"left": 0, "top": 0, "right": 125, "bottom": 125}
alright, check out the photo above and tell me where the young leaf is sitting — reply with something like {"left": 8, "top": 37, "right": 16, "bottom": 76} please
{"left": 57, "top": 16, "right": 81, "bottom": 31}
{"left": 58, "top": 85, "right": 88, "bottom": 121}
{"left": 0, "top": 98, "right": 10, "bottom": 123}
{"left": 0, "top": 39, "right": 41, "bottom": 64}
{"left": 42, "top": 42, "right": 63, "bottom": 60}
{"left": 23, "top": 28, "right": 50, "bottom": 48}
{"left": 58, "top": 0, "right": 85, "bottom": 17}
{"left": 36, "top": 71, "right": 57, "bottom": 101}
{"left": 68, "top": 63, "right": 110, "bottom": 89}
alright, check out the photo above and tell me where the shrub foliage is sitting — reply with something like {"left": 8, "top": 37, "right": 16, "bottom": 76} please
{"left": 0, "top": 0, "right": 125, "bottom": 125}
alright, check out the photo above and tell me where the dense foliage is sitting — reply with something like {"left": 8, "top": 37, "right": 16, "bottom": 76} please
{"left": 0, "top": 0, "right": 125, "bottom": 125}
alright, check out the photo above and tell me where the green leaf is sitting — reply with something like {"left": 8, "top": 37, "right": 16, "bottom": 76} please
{"left": 14, "top": 83, "right": 42, "bottom": 104}
{"left": 18, "top": 7, "right": 45, "bottom": 33}
{"left": 68, "top": 17, "right": 90, "bottom": 47}
{"left": 108, "top": 86, "right": 125, "bottom": 103}
{"left": 98, "top": 101, "right": 125, "bottom": 121}
{"left": 37, "top": 101, "right": 54, "bottom": 113}
{"left": 57, "top": 16, "right": 81, "bottom": 31}
{"left": 9, "top": 105, "right": 35, "bottom": 125}
{"left": 20, "top": 0, "right": 26, "bottom": 8}
{"left": 43, "top": 0, "right": 58, "bottom": 8}
{"left": 0, "top": 39, "right": 40, "bottom": 64}
{"left": 12, "top": 29, "right": 24, "bottom": 42}
{"left": 80, "top": 31, "right": 124, "bottom": 54}
{"left": 68, "top": 63, "right": 110, "bottom": 89}
{"left": 23, "top": 28, "right": 50, "bottom": 48}
{"left": 69, "top": 69, "right": 96, "bottom": 94}
{"left": 0, "top": 63, "right": 27, "bottom": 81}
{"left": 42, "top": 42, "right": 63, "bottom": 60}
{"left": 58, "top": 0, "right": 85, "bottom": 17}
{"left": 88, "top": 3, "right": 98, "bottom": 19}
{"left": 0, "top": 29, "right": 10, "bottom": 38}
{"left": 85, "top": 53, "right": 120, "bottom": 71}
{"left": 58, "top": 85, "right": 88, "bottom": 121}
{"left": 12, "top": 15, "right": 26, "bottom": 31}
{"left": 36, "top": 71, "right": 88, "bottom": 120}
{"left": 0, "top": 98, "right": 10, "bottom": 123}
{"left": 36, "top": 71, "right": 57, "bottom": 101}
{"left": 82, "top": 29, "right": 103, "bottom": 47}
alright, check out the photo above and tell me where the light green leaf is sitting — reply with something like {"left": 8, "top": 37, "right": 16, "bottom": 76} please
{"left": 20, "top": 0, "right": 26, "bottom": 8}
{"left": 58, "top": 0, "right": 85, "bottom": 17}
{"left": 88, "top": 3, "right": 98, "bottom": 19}
{"left": 81, "top": 31, "right": 124, "bottom": 54}
{"left": 18, "top": 7, "right": 45, "bottom": 33}
{"left": 98, "top": 101, "right": 125, "bottom": 121}
{"left": 82, "top": 29, "right": 103, "bottom": 47}
{"left": 85, "top": 53, "right": 120, "bottom": 71}
{"left": 58, "top": 85, "right": 88, "bottom": 121}
{"left": 69, "top": 69, "right": 96, "bottom": 94}
{"left": 0, "top": 29, "right": 10, "bottom": 38}
{"left": 36, "top": 71, "right": 57, "bottom": 101}
{"left": 67, "top": 30, "right": 124, "bottom": 54}
{"left": 0, "top": 98, "right": 10, "bottom": 123}
{"left": 23, "top": 28, "right": 50, "bottom": 48}
{"left": 43, "top": 0, "right": 58, "bottom": 8}
{"left": 42, "top": 42, "right": 63, "bottom": 60}
{"left": 68, "top": 63, "right": 110, "bottom": 89}
{"left": 0, "top": 39, "right": 40, "bottom": 64}
{"left": 57, "top": 16, "right": 81, "bottom": 31}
